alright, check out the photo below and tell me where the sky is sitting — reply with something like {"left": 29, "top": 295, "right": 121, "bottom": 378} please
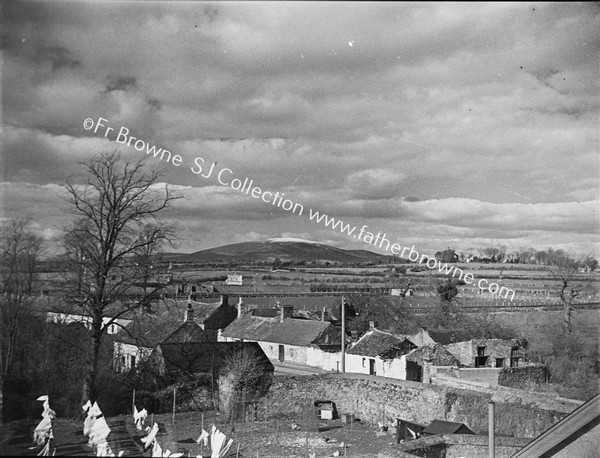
{"left": 2, "top": 1, "right": 599, "bottom": 257}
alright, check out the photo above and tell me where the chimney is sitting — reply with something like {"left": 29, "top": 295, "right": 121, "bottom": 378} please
{"left": 281, "top": 305, "right": 293, "bottom": 322}
{"left": 220, "top": 294, "right": 229, "bottom": 307}
{"left": 369, "top": 320, "right": 375, "bottom": 330}
{"left": 237, "top": 297, "right": 243, "bottom": 317}
{"left": 186, "top": 297, "right": 194, "bottom": 322}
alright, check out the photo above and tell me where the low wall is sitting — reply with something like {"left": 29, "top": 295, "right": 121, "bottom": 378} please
{"left": 379, "top": 434, "right": 531, "bottom": 458}
{"left": 262, "top": 373, "right": 575, "bottom": 438}
{"left": 431, "top": 373, "right": 583, "bottom": 412}
{"left": 499, "top": 365, "right": 549, "bottom": 388}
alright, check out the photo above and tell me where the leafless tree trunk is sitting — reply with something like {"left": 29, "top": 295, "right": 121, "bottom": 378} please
{"left": 0, "top": 218, "right": 44, "bottom": 378}
{"left": 0, "top": 218, "right": 44, "bottom": 423}
{"left": 62, "top": 151, "right": 179, "bottom": 404}
{"left": 545, "top": 250, "right": 591, "bottom": 334}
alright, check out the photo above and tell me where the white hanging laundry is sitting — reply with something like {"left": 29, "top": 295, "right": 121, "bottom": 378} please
{"left": 95, "top": 440, "right": 116, "bottom": 457}
{"left": 82, "top": 400, "right": 92, "bottom": 412}
{"left": 196, "top": 429, "right": 209, "bottom": 447}
{"left": 89, "top": 402, "right": 103, "bottom": 417}
{"left": 218, "top": 439, "right": 233, "bottom": 458}
{"left": 141, "top": 422, "right": 159, "bottom": 449}
{"left": 152, "top": 439, "right": 163, "bottom": 457}
{"left": 89, "top": 417, "right": 111, "bottom": 447}
{"left": 37, "top": 440, "right": 51, "bottom": 456}
{"left": 84, "top": 415, "right": 96, "bottom": 437}
{"left": 133, "top": 406, "right": 147, "bottom": 430}
{"left": 33, "top": 416, "right": 53, "bottom": 447}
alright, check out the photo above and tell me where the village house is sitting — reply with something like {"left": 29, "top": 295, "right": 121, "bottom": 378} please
{"left": 113, "top": 295, "right": 237, "bottom": 372}
{"left": 218, "top": 304, "right": 342, "bottom": 369}
{"left": 404, "top": 343, "right": 460, "bottom": 383}
{"left": 444, "top": 338, "right": 526, "bottom": 369}
{"left": 148, "top": 341, "right": 273, "bottom": 378}
{"left": 32, "top": 299, "right": 133, "bottom": 335}
{"left": 345, "top": 328, "right": 417, "bottom": 379}
{"left": 413, "top": 328, "right": 527, "bottom": 369}
{"left": 148, "top": 341, "right": 274, "bottom": 417}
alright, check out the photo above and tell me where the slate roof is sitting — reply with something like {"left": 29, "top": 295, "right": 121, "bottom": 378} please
{"left": 424, "top": 328, "right": 516, "bottom": 345}
{"left": 347, "top": 329, "right": 416, "bottom": 358}
{"left": 113, "top": 298, "right": 232, "bottom": 347}
{"left": 152, "top": 341, "right": 274, "bottom": 375}
{"left": 422, "top": 420, "right": 475, "bottom": 435}
{"left": 406, "top": 344, "right": 459, "bottom": 366}
{"left": 162, "top": 321, "right": 212, "bottom": 344}
{"left": 220, "top": 313, "right": 333, "bottom": 346}
{"left": 241, "top": 296, "right": 341, "bottom": 312}
{"left": 114, "top": 316, "right": 182, "bottom": 348}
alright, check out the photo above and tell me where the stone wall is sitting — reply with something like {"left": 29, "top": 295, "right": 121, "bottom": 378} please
{"left": 262, "top": 373, "right": 571, "bottom": 438}
{"left": 498, "top": 364, "right": 549, "bottom": 388}
{"left": 445, "top": 339, "right": 517, "bottom": 368}
{"left": 380, "top": 434, "right": 531, "bottom": 458}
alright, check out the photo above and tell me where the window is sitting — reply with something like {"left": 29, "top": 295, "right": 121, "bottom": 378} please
{"left": 510, "top": 347, "right": 521, "bottom": 367}
{"left": 130, "top": 355, "right": 136, "bottom": 369}
{"left": 475, "top": 346, "right": 488, "bottom": 367}
{"left": 362, "top": 358, "right": 366, "bottom": 367}
{"left": 290, "top": 348, "right": 294, "bottom": 357}
{"left": 495, "top": 358, "right": 504, "bottom": 368}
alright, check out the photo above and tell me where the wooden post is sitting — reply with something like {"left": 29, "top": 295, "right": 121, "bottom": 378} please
{"left": 488, "top": 401, "right": 495, "bottom": 458}
{"left": 132, "top": 388, "right": 135, "bottom": 414}
{"left": 341, "top": 295, "right": 346, "bottom": 373}
{"left": 172, "top": 387, "right": 176, "bottom": 424}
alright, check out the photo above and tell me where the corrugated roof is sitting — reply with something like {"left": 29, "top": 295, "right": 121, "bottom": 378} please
{"left": 220, "top": 313, "right": 333, "bottom": 346}
{"left": 347, "top": 329, "right": 415, "bottom": 357}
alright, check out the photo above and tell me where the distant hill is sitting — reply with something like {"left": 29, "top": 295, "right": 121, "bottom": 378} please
{"left": 159, "top": 237, "right": 390, "bottom": 264}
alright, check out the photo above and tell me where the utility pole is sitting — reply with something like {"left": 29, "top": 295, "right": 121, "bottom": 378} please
{"left": 341, "top": 295, "right": 346, "bottom": 373}
{"left": 488, "top": 401, "right": 495, "bottom": 458}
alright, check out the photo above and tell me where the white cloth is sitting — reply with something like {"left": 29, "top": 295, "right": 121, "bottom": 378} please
{"left": 141, "top": 423, "right": 159, "bottom": 449}
{"left": 89, "top": 417, "right": 111, "bottom": 446}
{"left": 196, "top": 429, "right": 209, "bottom": 447}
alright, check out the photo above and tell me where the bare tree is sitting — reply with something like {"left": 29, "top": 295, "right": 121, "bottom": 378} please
{"left": 545, "top": 250, "right": 592, "bottom": 334}
{"left": 0, "top": 218, "right": 44, "bottom": 378}
{"left": 219, "top": 347, "right": 273, "bottom": 421}
{"left": 62, "top": 151, "right": 179, "bottom": 403}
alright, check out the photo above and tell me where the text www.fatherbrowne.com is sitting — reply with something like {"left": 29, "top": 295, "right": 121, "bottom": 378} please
{"left": 307, "top": 211, "right": 516, "bottom": 301}
{"left": 83, "top": 116, "right": 516, "bottom": 301}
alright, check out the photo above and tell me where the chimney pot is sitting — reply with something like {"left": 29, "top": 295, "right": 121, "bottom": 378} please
{"left": 186, "top": 300, "right": 194, "bottom": 322}
{"left": 281, "top": 305, "right": 293, "bottom": 322}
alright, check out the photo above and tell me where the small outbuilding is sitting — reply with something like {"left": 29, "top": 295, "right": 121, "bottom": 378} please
{"left": 422, "top": 420, "right": 476, "bottom": 436}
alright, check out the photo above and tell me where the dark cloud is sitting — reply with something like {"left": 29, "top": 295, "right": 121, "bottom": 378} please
{"left": 1, "top": 2, "right": 598, "bottom": 255}
{"left": 105, "top": 76, "right": 137, "bottom": 93}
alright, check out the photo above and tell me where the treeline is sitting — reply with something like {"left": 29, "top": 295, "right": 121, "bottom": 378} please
{"left": 434, "top": 247, "right": 598, "bottom": 269}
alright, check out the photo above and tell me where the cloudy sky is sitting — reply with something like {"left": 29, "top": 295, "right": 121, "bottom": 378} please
{"left": 2, "top": 1, "right": 599, "bottom": 256}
